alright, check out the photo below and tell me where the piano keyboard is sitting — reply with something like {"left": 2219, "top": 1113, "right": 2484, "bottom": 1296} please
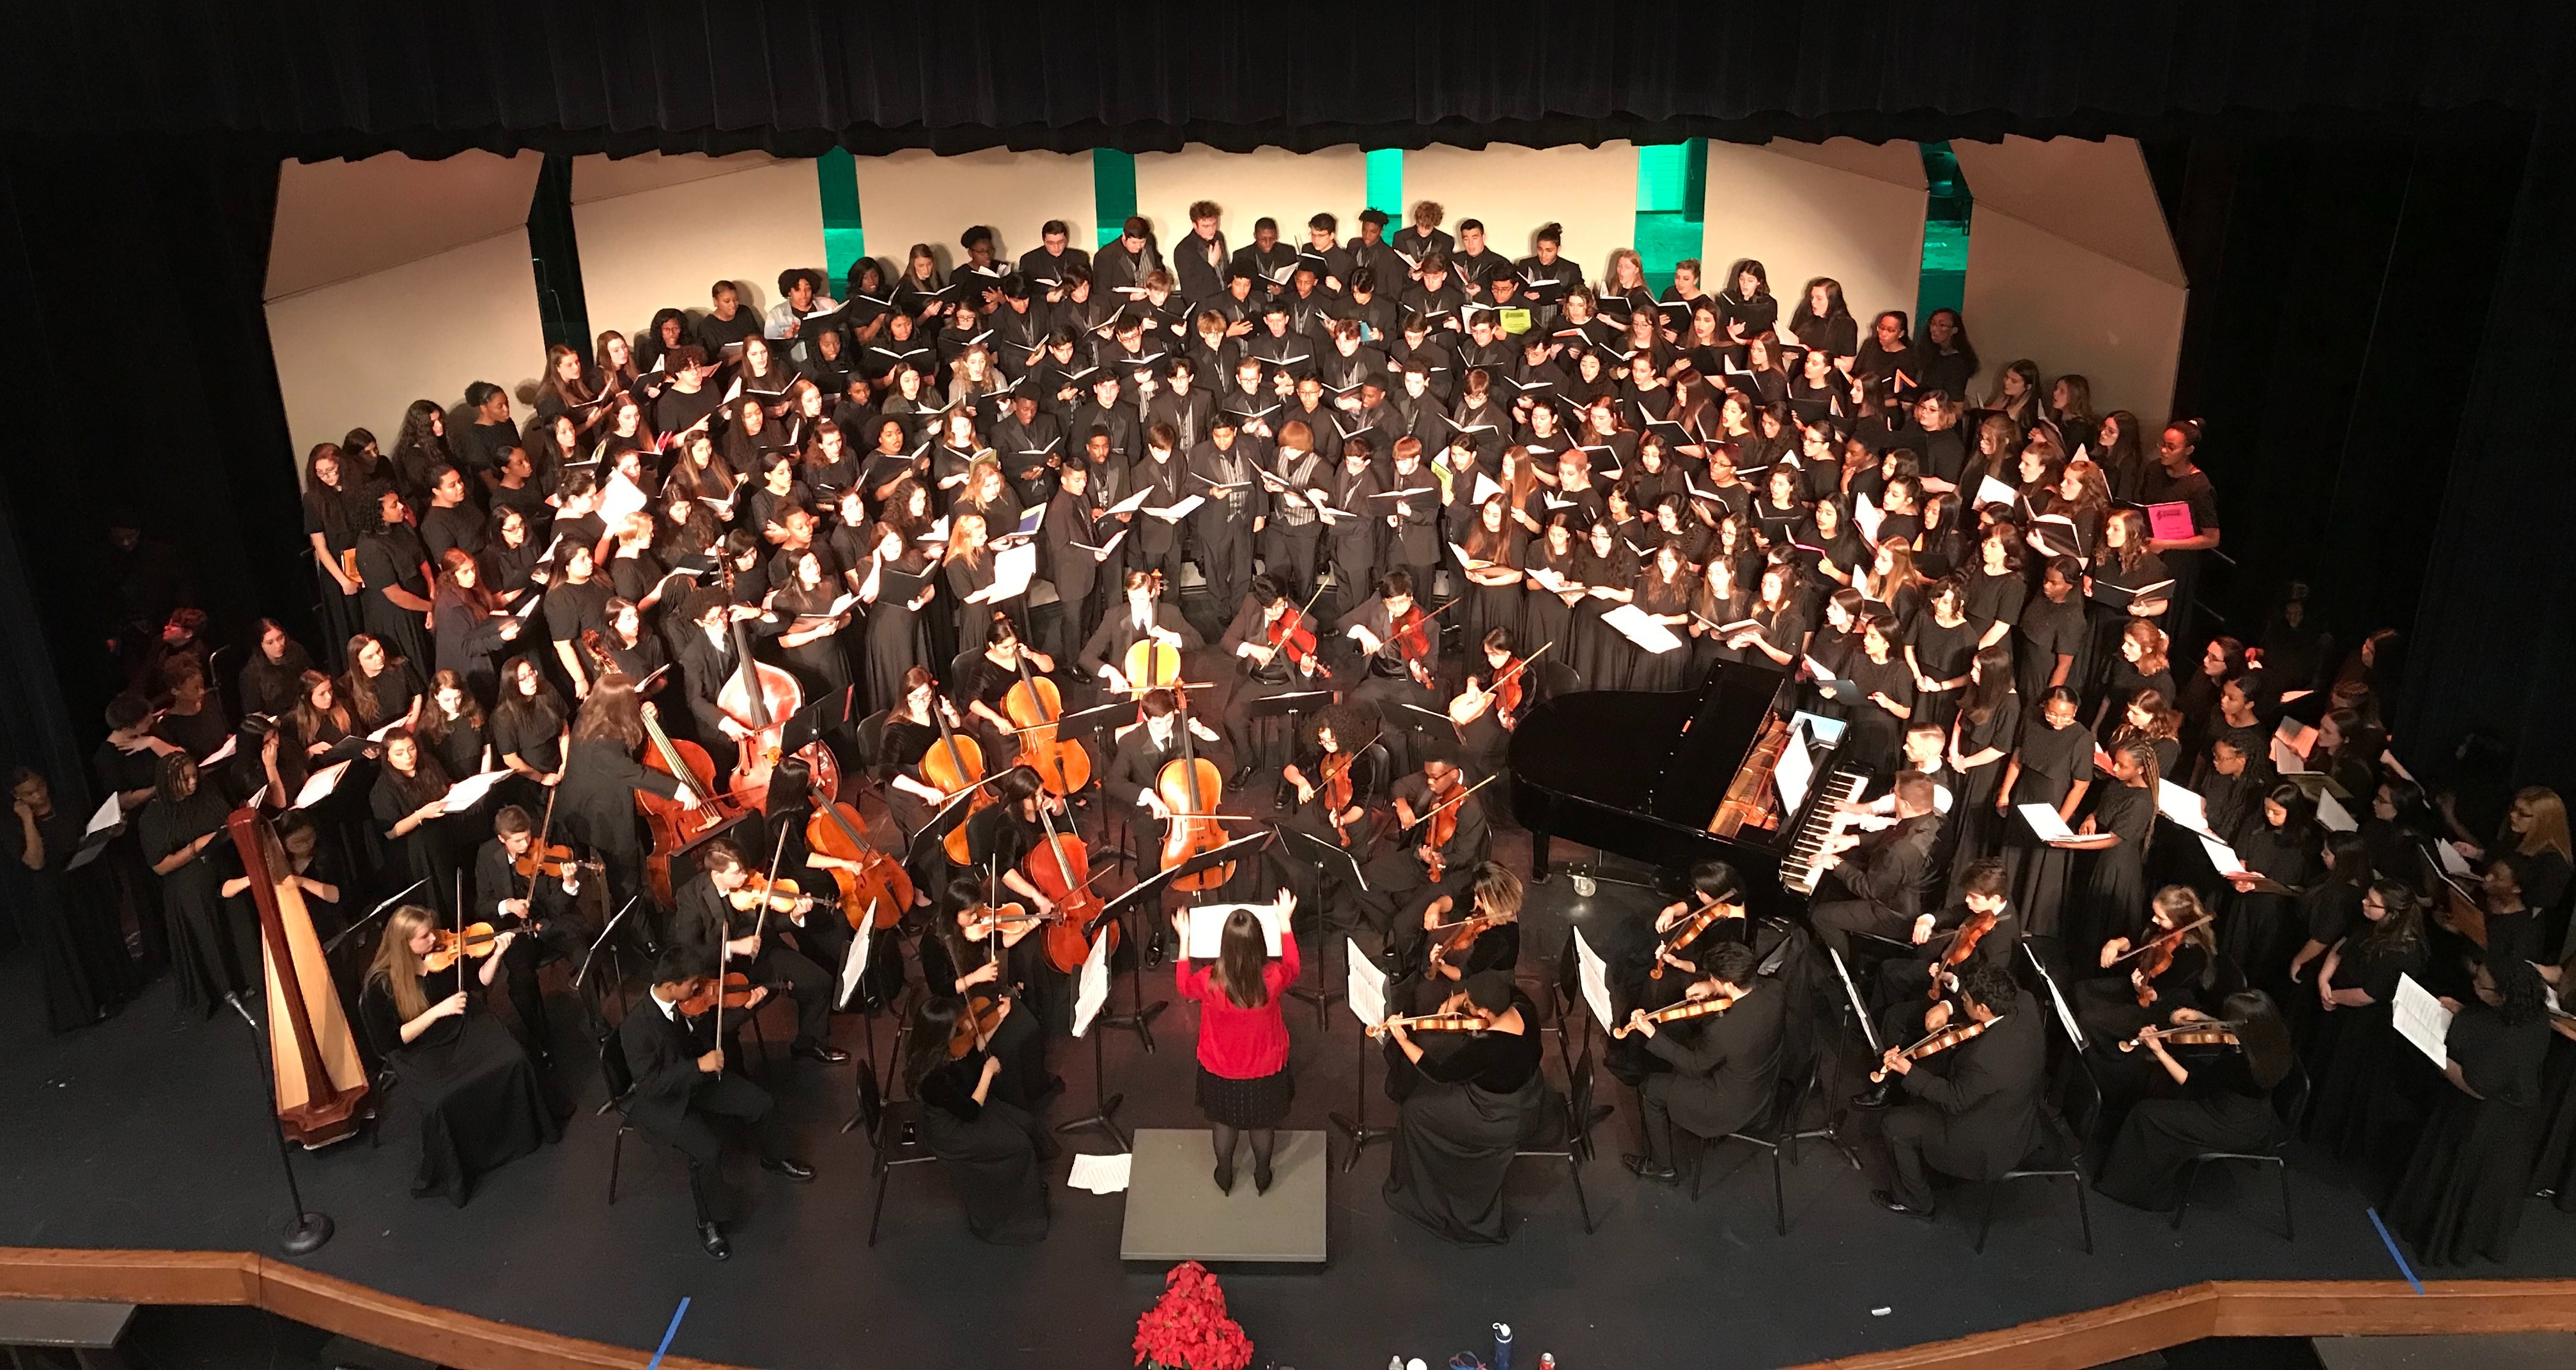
{"left": 1780, "top": 768, "right": 1870, "bottom": 895}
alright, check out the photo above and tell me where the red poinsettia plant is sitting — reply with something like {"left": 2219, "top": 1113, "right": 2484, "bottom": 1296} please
{"left": 1133, "top": 1260, "right": 1254, "bottom": 1370}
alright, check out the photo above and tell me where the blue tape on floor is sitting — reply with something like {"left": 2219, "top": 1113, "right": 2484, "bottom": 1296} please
{"left": 2366, "top": 1207, "right": 2424, "bottom": 1295}
{"left": 648, "top": 1295, "right": 693, "bottom": 1368}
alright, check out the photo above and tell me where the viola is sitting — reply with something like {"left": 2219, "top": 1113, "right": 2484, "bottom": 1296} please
{"left": 422, "top": 921, "right": 504, "bottom": 973}
{"left": 806, "top": 798, "right": 913, "bottom": 930}
{"left": 1031, "top": 802, "right": 1116, "bottom": 973}
{"left": 924, "top": 698, "right": 990, "bottom": 866}
{"left": 1410, "top": 771, "right": 1494, "bottom": 884}
{"left": 1005, "top": 647, "right": 1091, "bottom": 797}
{"left": 2107, "top": 913, "right": 2212, "bottom": 1008}
{"left": 638, "top": 702, "right": 750, "bottom": 907}
{"left": 1318, "top": 746, "right": 1364, "bottom": 847}
{"left": 1613, "top": 991, "right": 1741, "bottom": 1038}
{"left": 1927, "top": 905, "right": 2000, "bottom": 1001}
{"left": 1264, "top": 601, "right": 1319, "bottom": 671}
{"left": 946, "top": 992, "right": 1011, "bottom": 1059}
{"left": 1156, "top": 699, "right": 1232, "bottom": 892}
{"left": 1393, "top": 603, "right": 1432, "bottom": 662}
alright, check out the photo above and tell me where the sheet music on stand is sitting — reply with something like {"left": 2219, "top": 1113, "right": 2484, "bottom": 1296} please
{"left": 1071, "top": 929, "right": 1113, "bottom": 1037}
{"left": 835, "top": 909, "right": 875, "bottom": 1010}
{"left": 1773, "top": 725, "right": 1815, "bottom": 815}
{"left": 1346, "top": 937, "right": 1388, "bottom": 1028}
{"left": 1179, "top": 899, "right": 1285, "bottom": 958}
{"left": 574, "top": 897, "right": 640, "bottom": 989}
{"left": 1572, "top": 928, "right": 1616, "bottom": 1033}
{"left": 1828, "top": 946, "right": 1881, "bottom": 1051}
{"left": 2025, "top": 943, "right": 2087, "bottom": 1051}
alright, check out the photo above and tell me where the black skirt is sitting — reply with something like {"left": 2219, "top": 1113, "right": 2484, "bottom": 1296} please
{"left": 1196, "top": 1063, "right": 1294, "bottom": 1129}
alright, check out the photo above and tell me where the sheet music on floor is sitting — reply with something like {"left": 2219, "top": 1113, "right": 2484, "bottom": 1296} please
{"left": 2026, "top": 943, "right": 2088, "bottom": 1051}
{"left": 1069, "top": 1151, "right": 1133, "bottom": 1194}
{"left": 2393, "top": 973, "right": 2453, "bottom": 1069}
{"left": 1572, "top": 928, "right": 1615, "bottom": 1032}
{"left": 1072, "top": 928, "right": 1112, "bottom": 1037}
{"left": 1346, "top": 937, "right": 1387, "bottom": 1029}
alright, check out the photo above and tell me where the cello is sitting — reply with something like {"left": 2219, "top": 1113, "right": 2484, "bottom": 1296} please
{"left": 925, "top": 695, "right": 990, "bottom": 865}
{"left": 1120, "top": 570, "right": 1188, "bottom": 697}
{"left": 637, "top": 700, "right": 748, "bottom": 907}
{"left": 1031, "top": 796, "right": 1116, "bottom": 973}
{"left": 806, "top": 795, "right": 915, "bottom": 932}
{"left": 1157, "top": 696, "right": 1232, "bottom": 891}
{"left": 1005, "top": 643, "right": 1090, "bottom": 798}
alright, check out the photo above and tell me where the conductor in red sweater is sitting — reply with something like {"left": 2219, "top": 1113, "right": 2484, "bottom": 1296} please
{"left": 1175, "top": 892, "right": 1303, "bottom": 1195}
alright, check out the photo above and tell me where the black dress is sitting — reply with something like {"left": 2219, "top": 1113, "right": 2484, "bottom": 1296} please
{"left": 2221, "top": 822, "right": 2317, "bottom": 988}
{"left": 358, "top": 981, "right": 559, "bottom": 1206}
{"left": 2002, "top": 715, "right": 2090, "bottom": 939}
{"left": 2301, "top": 934, "right": 2430, "bottom": 1177}
{"left": 2014, "top": 592, "right": 2087, "bottom": 706}
{"left": 1948, "top": 691, "right": 2021, "bottom": 882}
{"left": 2388, "top": 1003, "right": 2551, "bottom": 1265}
{"left": 768, "top": 583, "right": 858, "bottom": 703}
{"left": 2093, "top": 1049, "right": 2283, "bottom": 1210}
{"left": 916, "top": 1053, "right": 1053, "bottom": 1244}
{"left": 2530, "top": 1031, "right": 2576, "bottom": 1212}
{"left": 8, "top": 808, "right": 140, "bottom": 1031}
{"left": 2066, "top": 780, "right": 2155, "bottom": 958}
{"left": 136, "top": 789, "right": 242, "bottom": 1017}
{"left": 865, "top": 551, "right": 936, "bottom": 716}
{"left": 1383, "top": 991, "right": 1549, "bottom": 1245}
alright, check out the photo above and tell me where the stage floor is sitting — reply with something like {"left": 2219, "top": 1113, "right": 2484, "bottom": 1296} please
{"left": 4, "top": 854, "right": 2573, "bottom": 1370}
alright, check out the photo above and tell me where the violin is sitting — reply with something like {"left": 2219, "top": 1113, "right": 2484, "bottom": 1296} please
{"left": 1031, "top": 799, "right": 1115, "bottom": 973}
{"left": 675, "top": 970, "right": 762, "bottom": 1017}
{"left": 924, "top": 697, "right": 990, "bottom": 866}
{"left": 1448, "top": 642, "right": 1551, "bottom": 728}
{"left": 946, "top": 992, "right": 1011, "bottom": 1059}
{"left": 2107, "top": 913, "right": 2212, "bottom": 1008}
{"left": 1409, "top": 772, "right": 1494, "bottom": 884}
{"left": 512, "top": 840, "right": 601, "bottom": 882}
{"left": 1926, "top": 905, "right": 2000, "bottom": 1001}
{"left": 1317, "top": 739, "right": 1370, "bottom": 847}
{"left": 724, "top": 872, "right": 823, "bottom": 915}
{"left": 1365, "top": 1010, "right": 1482, "bottom": 1039}
{"left": 1005, "top": 646, "right": 1091, "bottom": 797}
{"left": 2118, "top": 1022, "right": 2244, "bottom": 1053}
{"left": 1649, "top": 894, "right": 1742, "bottom": 980}
{"left": 1870, "top": 1014, "right": 2003, "bottom": 1083}
{"left": 1427, "top": 910, "right": 1505, "bottom": 971}
{"left": 806, "top": 798, "right": 913, "bottom": 931}
{"left": 421, "top": 921, "right": 505, "bottom": 973}
{"left": 1264, "top": 602, "right": 1319, "bottom": 670}
{"left": 1613, "top": 991, "right": 1741, "bottom": 1038}
{"left": 1156, "top": 698, "right": 1232, "bottom": 892}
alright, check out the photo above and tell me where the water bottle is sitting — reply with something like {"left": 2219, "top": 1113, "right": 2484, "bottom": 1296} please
{"left": 1493, "top": 1323, "right": 1513, "bottom": 1370}
{"left": 1539, "top": 1355, "right": 1556, "bottom": 1370}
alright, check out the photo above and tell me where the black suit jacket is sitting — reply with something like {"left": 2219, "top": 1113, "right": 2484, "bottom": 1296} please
{"left": 617, "top": 990, "right": 714, "bottom": 1137}
{"left": 1833, "top": 812, "right": 1941, "bottom": 920}
{"left": 1077, "top": 602, "right": 1202, "bottom": 679}
{"left": 1895, "top": 991, "right": 2047, "bottom": 1177}
{"left": 1105, "top": 722, "right": 1190, "bottom": 810}
{"left": 1641, "top": 978, "right": 1787, "bottom": 1139}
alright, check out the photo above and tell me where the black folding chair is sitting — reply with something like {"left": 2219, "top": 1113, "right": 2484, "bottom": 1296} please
{"left": 2170, "top": 1060, "right": 2310, "bottom": 1240}
{"left": 852, "top": 1058, "right": 940, "bottom": 1246}
{"left": 1511, "top": 1045, "right": 1602, "bottom": 1234}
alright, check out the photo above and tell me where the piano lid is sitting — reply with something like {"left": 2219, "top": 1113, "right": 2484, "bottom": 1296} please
{"left": 1507, "top": 657, "right": 1795, "bottom": 836}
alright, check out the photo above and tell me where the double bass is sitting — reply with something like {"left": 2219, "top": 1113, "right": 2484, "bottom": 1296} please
{"left": 1157, "top": 698, "right": 1232, "bottom": 891}
{"left": 637, "top": 702, "right": 749, "bottom": 907}
{"left": 1005, "top": 645, "right": 1090, "bottom": 797}
{"left": 717, "top": 601, "right": 840, "bottom": 811}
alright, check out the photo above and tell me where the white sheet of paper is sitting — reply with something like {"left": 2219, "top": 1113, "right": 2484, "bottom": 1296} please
{"left": 1346, "top": 937, "right": 1388, "bottom": 1029}
{"left": 84, "top": 792, "right": 123, "bottom": 836}
{"left": 1181, "top": 900, "right": 1284, "bottom": 958}
{"left": 2274, "top": 716, "right": 2318, "bottom": 760}
{"left": 2434, "top": 840, "right": 2474, "bottom": 878}
{"left": 1601, "top": 603, "right": 1684, "bottom": 654}
{"left": 441, "top": 769, "right": 509, "bottom": 815}
{"left": 1852, "top": 491, "right": 1884, "bottom": 544}
{"left": 2156, "top": 780, "right": 2212, "bottom": 835}
{"left": 2027, "top": 944, "right": 2088, "bottom": 1051}
{"left": 1149, "top": 495, "right": 1206, "bottom": 522}
{"left": 968, "top": 541, "right": 1039, "bottom": 603}
{"left": 201, "top": 734, "right": 238, "bottom": 767}
{"left": 1071, "top": 928, "right": 1112, "bottom": 1038}
{"left": 2200, "top": 834, "right": 2247, "bottom": 875}
{"left": 368, "top": 718, "right": 407, "bottom": 743}
{"left": 1471, "top": 472, "right": 1503, "bottom": 505}
{"left": 2380, "top": 748, "right": 2416, "bottom": 783}
{"left": 1974, "top": 474, "right": 2019, "bottom": 508}
{"left": 294, "top": 761, "right": 350, "bottom": 810}
{"left": 2392, "top": 973, "right": 2453, "bottom": 1070}
{"left": 1773, "top": 728, "right": 1815, "bottom": 814}
{"left": 598, "top": 474, "right": 648, "bottom": 525}
{"left": 2270, "top": 736, "right": 2311, "bottom": 776}
{"left": 1106, "top": 488, "right": 1152, "bottom": 516}
{"left": 2017, "top": 802, "right": 2075, "bottom": 842}
{"left": 1573, "top": 928, "right": 1615, "bottom": 1033}
{"left": 1068, "top": 1152, "right": 1133, "bottom": 1194}
{"left": 2316, "top": 790, "right": 2357, "bottom": 833}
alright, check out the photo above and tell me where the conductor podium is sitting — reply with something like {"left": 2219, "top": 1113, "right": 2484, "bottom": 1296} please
{"left": 1118, "top": 1129, "right": 1331, "bottom": 1263}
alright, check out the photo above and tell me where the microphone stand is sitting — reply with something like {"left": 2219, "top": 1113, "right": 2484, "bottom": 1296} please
{"left": 223, "top": 992, "right": 333, "bottom": 1255}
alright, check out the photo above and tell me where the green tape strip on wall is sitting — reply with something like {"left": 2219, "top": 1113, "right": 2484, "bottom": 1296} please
{"left": 1916, "top": 141, "right": 1972, "bottom": 321}
{"left": 818, "top": 148, "right": 865, "bottom": 284}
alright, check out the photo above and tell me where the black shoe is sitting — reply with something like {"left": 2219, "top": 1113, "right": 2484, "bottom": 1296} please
{"left": 1229, "top": 766, "right": 1257, "bottom": 789}
{"left": 699, "top": 1221, "right": 731, "bottom": 1259}
{"left": 1872, "top": 1189, "right": 1934, "bottom": 1220}
{"left": 1622, "top": 1154, "right": 1680, "bottom": 1185}
{"left": 762, "top": 1157, "right": 816, "bottom": 1183}
{"left": 1253, "top": 1162, "right": 1273, "bottom": 1195}
{"left": 793, "top": 1040, "right": 849, "bottom": 1066}
{"left": 1851, "top": 1083, "right": 1893, "bottom": 1111}
{"left": 1145, "top": 937, "right": 1167, "bottom": 971}
{"left": 1214, "top": 1160, "right": 1236, "bottom": 1195}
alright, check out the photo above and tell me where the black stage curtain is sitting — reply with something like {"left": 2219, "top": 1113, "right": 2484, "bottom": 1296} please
{"left": 0, "top": 142, "right": 303, "bottom": 798}
{"left": 1, "top": 4, "right": 2571, "bottom": 159}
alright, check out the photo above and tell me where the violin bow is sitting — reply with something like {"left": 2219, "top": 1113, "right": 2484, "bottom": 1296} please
{"left": 1410, "top": 772, "right": 1498, "bottom": 830}
{"left": 2106, "top": 912, "right": 2214, "bottom": 965}
{"left": 520, "top": 783, "right": 562, "bottom": 911}
{"left": 454, "top": 870, "right": 467, "bottom": 995}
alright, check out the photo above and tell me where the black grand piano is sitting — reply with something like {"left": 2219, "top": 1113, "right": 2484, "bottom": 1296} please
{"left": 1507, "top": 658, "right": 1868, "bottom": 922}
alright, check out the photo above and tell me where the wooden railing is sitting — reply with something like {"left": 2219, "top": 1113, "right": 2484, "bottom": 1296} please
{"left": 0, "top": 1248, "right": 741, "bottom": 1370}
{"left": 5, "top": 1249, "right": 2573, "bottom": 1370}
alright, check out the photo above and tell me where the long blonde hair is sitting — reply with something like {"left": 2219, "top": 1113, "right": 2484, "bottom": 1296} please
{"left": 366, "top": 904, "right": 439, "bottom": 1021}
{"left": 945, "top": 511, "right": 989, "bottom": 567}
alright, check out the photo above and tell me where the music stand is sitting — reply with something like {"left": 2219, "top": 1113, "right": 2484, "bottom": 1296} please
{"left": 779, "top": 685, "right": 855, "bottom": 756}
{"left": 1243, "top": 688, "right": 1335, "bottom": 806}
{"left": 1275, "top": 824, "right": 1365, "bottom": 1026}
{"left": 1056, "top": 932, "right": 1130, "bottom": 1151}
{"left": 1330, "top": 938, "right": 1398, "bottom": 1173}
{"left": 1058, "top": 697, "right": 1143, "bottom": 860}
{"left": 1094, "top": 829, "right": 1275, "bottom": 1051}
{"left": 902, "top": 776, "right": 1002, "bottom": 871}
